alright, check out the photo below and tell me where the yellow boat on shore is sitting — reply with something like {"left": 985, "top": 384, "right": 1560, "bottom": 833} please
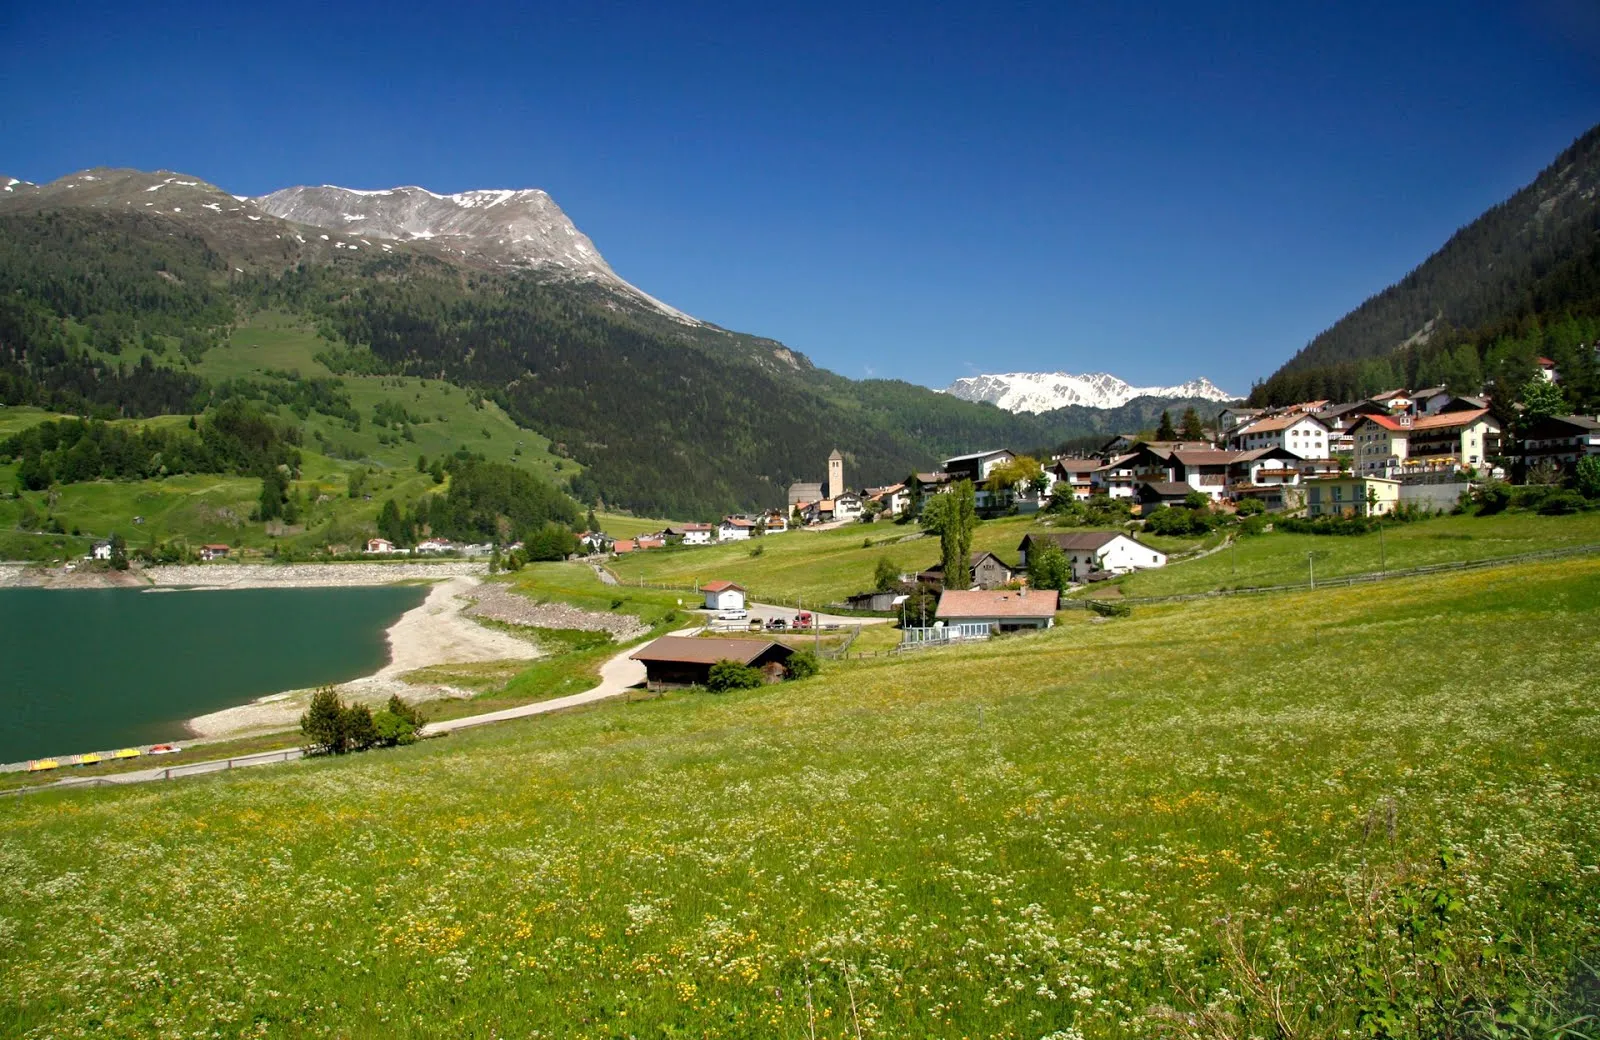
{"left": 113, "top": 748, "right": 141, "bottom": 759}
{"left": 27, "top": 759, "right": 59, "bottom": 771}
{"left": 76, "top": 752, "right": 103, "bottom": 766}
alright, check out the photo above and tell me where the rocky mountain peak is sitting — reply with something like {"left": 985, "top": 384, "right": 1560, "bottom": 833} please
{"left": 255, "top": 183, "right": 697, "bottom": 323}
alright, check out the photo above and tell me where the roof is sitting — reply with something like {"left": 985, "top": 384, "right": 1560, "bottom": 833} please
{"left": 936, "top": 588, "right": 1060, "bottom": 619}
{"left": 1411, "top": 385, "right": 1449, "bottom": 398}
{"left": 721, "top": 517, "right": 755, "bottom": 527}
{"left": 1523, "top": 414, "right": 1600, "bottom": 436}
{"left": 913, "top": 471, "right": 952, "bottom": 483}
{"left": 1139, "top": 481, "right": 1193, "bottom": 496}
{"left": 630, "top": 636, "right": 795, "bottom": 666}
{"left": 1171, "top": 449, "right": 1249, "bottom": 466}
{"left": 1019, "top": 531, "right": 1129, "bottom": 552}
{"left": 828, "top": 448, "right": 844, "bottom": 460}
{"left": 1370, "top": 389, "right": 1410, "bottom": 401}
{"left": 1537, "top": 356, "right": 1556, "bottom": 366}
{"left": 201, "top": 543, "right": 230, "bottom": 551}
{"left": 676, "top": 523, "right": 714, "bottom": 532}
{"left": 923, "top": 550, "right": 1015, "bottom": 574}
{"left": 613, "top": 540, "right": 637, "bottom": 552}
{"left": 943, "top": 449, "right": 1014, "bottom": 465}
{"left": 1238, "top": 413, "right": 1330, "bottom": 434}
{"left": 1354, "top": 408, "right": 1494, "bottom": 433}
{"left": 700, "top": 580, "right": 745, "bottom": 593}
{"left": 1050, "top": 457, "right": 1101, "bottom": 472}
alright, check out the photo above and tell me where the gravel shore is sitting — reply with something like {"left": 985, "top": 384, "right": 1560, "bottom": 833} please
{"left": 464, "top": 583, "right": 650, "bottom": 640}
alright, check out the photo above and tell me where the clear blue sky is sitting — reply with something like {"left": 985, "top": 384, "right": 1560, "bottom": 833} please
{"left": 2, "top": 1, "right": 1596, "bottom": 394}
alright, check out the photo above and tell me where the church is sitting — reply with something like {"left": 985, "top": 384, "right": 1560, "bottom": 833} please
{"left": 787, "top": 449, "right": 845, "bottom": 508}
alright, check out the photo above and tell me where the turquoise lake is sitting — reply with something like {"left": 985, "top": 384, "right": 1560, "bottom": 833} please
{"left": 0, "top": 585, "right": 428, "bottom": 763}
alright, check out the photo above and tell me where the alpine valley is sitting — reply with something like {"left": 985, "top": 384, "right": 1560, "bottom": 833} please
{"left": 0, "top": 168, "right": 1231, "bottom": 527}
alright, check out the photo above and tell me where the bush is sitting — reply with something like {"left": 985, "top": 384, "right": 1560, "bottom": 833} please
{"left": 1087, "top": 599, "right": 1131, "bottom": 618}
{"left": 749, "top": 543, "right": 765, "bottom": 557}
{"left": 706, "top": 660, "right": 765, "bottom": 693}
{"left": 1278, "top": 515, "right": 1374, "bottom": 536}
{"left": 342, "top": 703, "right": 378, "bottom": 752}
{"left": 1235, "top": 497, "right": 1266, "bottom": 516}
{"left": 1576, "top": 456, "right": 1600, "bottom": 499}
{"left": 300, "top": 687, "right": 347, "bottom": 754}
{"left": 1143, "top": 506, "right": 1216, "bottom": 536}
{"left": 1240, "top": 514, "right": 1269, "bottom": 536}
{"left": 785, "top": 650, "right": 820, "bottom": 680}
{"left": 1537, "top": 490, "right": 1586, "bottom": 516}
{"left": 372, "top": 710, "right": 418, "bottom": 746}
{"left": 1475, "top": 481, "right": 1512, "bottom": 515}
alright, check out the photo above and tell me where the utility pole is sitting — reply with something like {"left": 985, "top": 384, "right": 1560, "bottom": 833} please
{"left": 1307, "top": 551, "right": 1316, "bottom": 590}
{"left": 1231, "top": 538, "right": 1237, "bottom": 579}
{"left": 1379, "top": 525, "right": 1386, "bottom": 571}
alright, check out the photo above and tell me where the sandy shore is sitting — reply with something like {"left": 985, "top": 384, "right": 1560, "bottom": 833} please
{"left": 0, "top": 560, "right": 488, "bottom": 589}
{"left": 185, "top": 576, "right": 540, "bottom": 740}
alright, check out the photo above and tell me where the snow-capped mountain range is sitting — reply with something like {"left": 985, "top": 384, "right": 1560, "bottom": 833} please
{"left": 944, "top": 372, "right": 1237, "bottom": 413}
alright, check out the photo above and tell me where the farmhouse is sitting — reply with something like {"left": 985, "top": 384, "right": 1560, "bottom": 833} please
{"left": 198, "top": 544, "right": 230, "bottom": 561}
{"left": 668, "top": 523, "right": 715, "bottom": 545}
{"left": 917, "top": 550, "right": 1016, "bottom": 590}
{"left": 630, "top": 637, "right": 797, "bottom": 691}
{"left": 1228, "top": 413, "right": 1331, "bottom": 458}
{"left": 364, "top": 538, "right": 397, "bottom": 555}
{"left": 1136, "top": 481, "right": 1193, "bottom": 509}
{"left": 1017, "top": 531, "right": 1167, "bottom": 581}
{"left": 718, "top": 517, "right": 756, "bottom": 541}
{"left": 89, "top": 541, "right": 112, "bottom": 561}
{"left": 701, "top": 580, "right": 747, "bottom": 612}
{"left": 1516, "top": 415, "right": 1600, "bottom": 469}
{"left": 935, "top": 588, "right": 1059, "bottom": 632}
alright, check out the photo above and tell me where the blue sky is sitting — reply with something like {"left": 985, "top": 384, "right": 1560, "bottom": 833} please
{"left": 2, "top": 1, "right": 1596, "bottom": 394}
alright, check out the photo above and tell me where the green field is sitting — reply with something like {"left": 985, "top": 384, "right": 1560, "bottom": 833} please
{"left": 4, "top": 557, "right": 1596, "bottom": 1036}
{"left": 1107, "top": 510, "right": 1600, "bottom": 598}
{"left": 606, "top": 515, "right": 1215, "bottom": 604}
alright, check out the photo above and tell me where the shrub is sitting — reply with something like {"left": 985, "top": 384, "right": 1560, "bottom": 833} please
{"left": 372, "top": 710, "right": 418, "bottom": 746}
{"left": 1576, "top": 456, "right": 1600, "bottom": 499}
{"left": 300, "top": 687, "right": 348, "bottom": 754}
{"left": 1536, "top": 490, "right": 1586, "bottom": 516}
{"left": 785, "top": 650, "right": 820, "bottom": 680}
{"left": 1087, "top": 599, "right": 1131, "bottom": 618}
{"left": 1474, "top": 481, "right": 1512, "bottom": 515}
{"left": 1235, "top": 497, "right": 1266, "bottom": 516}
{"left": 342, "top": 703, "right": 378, "bottom": 752}
{"left": 1240, "top": 514, "right": 1269, "bottom": 536}
{"left": 749, "top": 543, "right": 765, "bottom": 557}
{"left": 706, "top": 660, "right": 765, "bottom": 693}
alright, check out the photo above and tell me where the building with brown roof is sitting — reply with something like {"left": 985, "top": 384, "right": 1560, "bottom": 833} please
{"left": 1350, "top": 409, "right": 1501, "bottom": 475}
{"left": 1016, "top": 531, "right": 1167, "bottom": 581}
{"left": 630, "top": 636, "right": 797, "bottom": 690}
{"left": 935, "top": 588, "right": 1059, "bottom": 632}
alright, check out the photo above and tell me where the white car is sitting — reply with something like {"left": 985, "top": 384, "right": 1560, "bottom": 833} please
{"left": 717, "top": 608, "right": 749, "bottom": 622}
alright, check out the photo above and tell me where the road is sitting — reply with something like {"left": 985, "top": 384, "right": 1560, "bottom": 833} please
{"left": 699, "top": 601, "right": 894, "bottom": 634}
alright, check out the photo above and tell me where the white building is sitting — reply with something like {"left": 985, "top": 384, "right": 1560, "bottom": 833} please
{"left": 701, "top": 580, "right": 747, "bottom": 612}
{"left": 832, "top": 492, "right": 864, "bottom": 522}
{"left": 365, "top": 538, "right": 398, "bottom": 555}
{"left": 1046, "top": 458, "right": 1099, "bottom": 501}
{"left": 1230, "top": 414, "right": 1331, "bottom": 458}
{"left": 1017, "top": 531, "right": 1167, "bottom": 581}
{"left": 674, "top": 523, "right": 715, "bottom": 545}
{"left": 718, "top": 517, "right": 756, "bottom": 541}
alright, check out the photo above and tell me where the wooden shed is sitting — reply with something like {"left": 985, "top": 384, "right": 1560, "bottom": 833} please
{"left": 629, "top": 637, "right": 798, "bottom": 691}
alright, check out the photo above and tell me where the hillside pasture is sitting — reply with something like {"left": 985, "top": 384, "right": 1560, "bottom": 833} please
{"left": 1, "top": 559, "right": 1596, "bottom": 1036}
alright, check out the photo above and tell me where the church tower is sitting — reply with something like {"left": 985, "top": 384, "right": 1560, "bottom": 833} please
{"left": 827, "top": 449, "right": 844, "bottom": 499}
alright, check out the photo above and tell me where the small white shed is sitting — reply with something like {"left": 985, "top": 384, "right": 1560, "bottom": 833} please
{"left": 701, "top": 580, "right": 747, "bottom": 612}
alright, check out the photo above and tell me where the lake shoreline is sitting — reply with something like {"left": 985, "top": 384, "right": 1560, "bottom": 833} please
{"left": 0, "top": 560, "right": 487, "bottom": 589}
{"left": 183, "top": 575, "right": 540, "bottom": 741}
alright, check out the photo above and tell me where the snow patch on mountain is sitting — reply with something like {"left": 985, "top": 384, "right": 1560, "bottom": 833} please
{"left": 944, "top": 372, "right": 1237, "bottom": 413}
{"left": 255, "top": 183, "right": 698, "bottom": 324}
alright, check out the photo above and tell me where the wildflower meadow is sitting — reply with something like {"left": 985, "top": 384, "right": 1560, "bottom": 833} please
{"left": 2, "top": 559, "right": 1598, "bottom": 1037}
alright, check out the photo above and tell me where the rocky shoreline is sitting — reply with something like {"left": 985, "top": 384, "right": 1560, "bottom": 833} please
{"left": 464, "top": 583, "right": 650, "bottom": 640}
{"left": 0, "top": 560, "right": 486, "bottom": 589}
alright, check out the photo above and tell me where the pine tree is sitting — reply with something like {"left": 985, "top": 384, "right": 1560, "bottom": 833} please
{"left": 1178, "top": 407, "right": 1204, "bottom": 440}
{"left": 1157, "top": 411, "right": 1177, "bottom": 440}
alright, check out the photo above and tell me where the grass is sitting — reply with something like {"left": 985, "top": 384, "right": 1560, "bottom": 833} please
{"left": 2, "top": 558, "right": 1596, "bottom": 1036}
{"left": 607, "top": 515, "right": 1054, "bottom": 604}
{"left": 1104, "top": 509, "right": 1600, "bottom": 598}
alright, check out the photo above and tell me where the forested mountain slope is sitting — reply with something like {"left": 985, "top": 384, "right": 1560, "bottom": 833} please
{"left": 1253, "top": 123, "right": 1600, "bottom": 407}
{"left": 0, "top": 170, "right": 1225, "bottom": 515}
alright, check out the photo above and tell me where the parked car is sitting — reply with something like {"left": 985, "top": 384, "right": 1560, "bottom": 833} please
{"left": 791, "top": 611, "right": 814, "bottom": 630}
{"left": 717, "top": 608, "right": 749, "bottom": 622}
{"left": 764, "top": 617, "right": 788, "bottom": 631}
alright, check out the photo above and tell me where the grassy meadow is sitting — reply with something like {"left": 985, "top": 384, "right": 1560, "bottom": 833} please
{"left": 604, "top": 515, "right": 1146, "bottom": 604}
{"left": 1106, "top": 510, "right": 1600, "bottom": 598}
{"left": 3, "top": 557, "right": 1597, "bottom": 1037}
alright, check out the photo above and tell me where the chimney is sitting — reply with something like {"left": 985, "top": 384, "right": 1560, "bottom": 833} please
{"left": 1019, "top": 585, "right": 1028, "bottom": 597}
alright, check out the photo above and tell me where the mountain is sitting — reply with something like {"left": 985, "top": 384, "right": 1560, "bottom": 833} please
{"left": 944, "top": 371, "right": 1236, "bottom": 412}
{"left": 1253, "top": 123, "right": 1600, "bottom": 407}
{"left": 0, "top": 165, "right": 1224, "bottom": 516}
{"left": 255, "top": 185, "right": 696, "bottom": 323}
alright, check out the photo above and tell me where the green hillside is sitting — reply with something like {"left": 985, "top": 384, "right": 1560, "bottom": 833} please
{"left": 1252, "top": 123, "right": 1600, "bottom": 409}
{"left": 3, "top": 559, "right": 1596, "bottom": 1036}
{"left": 1, "top": 193, "right": 1228, "bottom": 518}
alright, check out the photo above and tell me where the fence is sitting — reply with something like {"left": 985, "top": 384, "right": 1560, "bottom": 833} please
{"left": 1091, "top": 542, "right": 1600, "bottom": 607}
{"left": 2, "top": 747, "right": 305, "bottom": 798}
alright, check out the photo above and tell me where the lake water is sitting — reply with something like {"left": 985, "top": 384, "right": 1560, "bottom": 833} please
{"left": 0, "top": 585, "right": 428, "bottom": 763}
